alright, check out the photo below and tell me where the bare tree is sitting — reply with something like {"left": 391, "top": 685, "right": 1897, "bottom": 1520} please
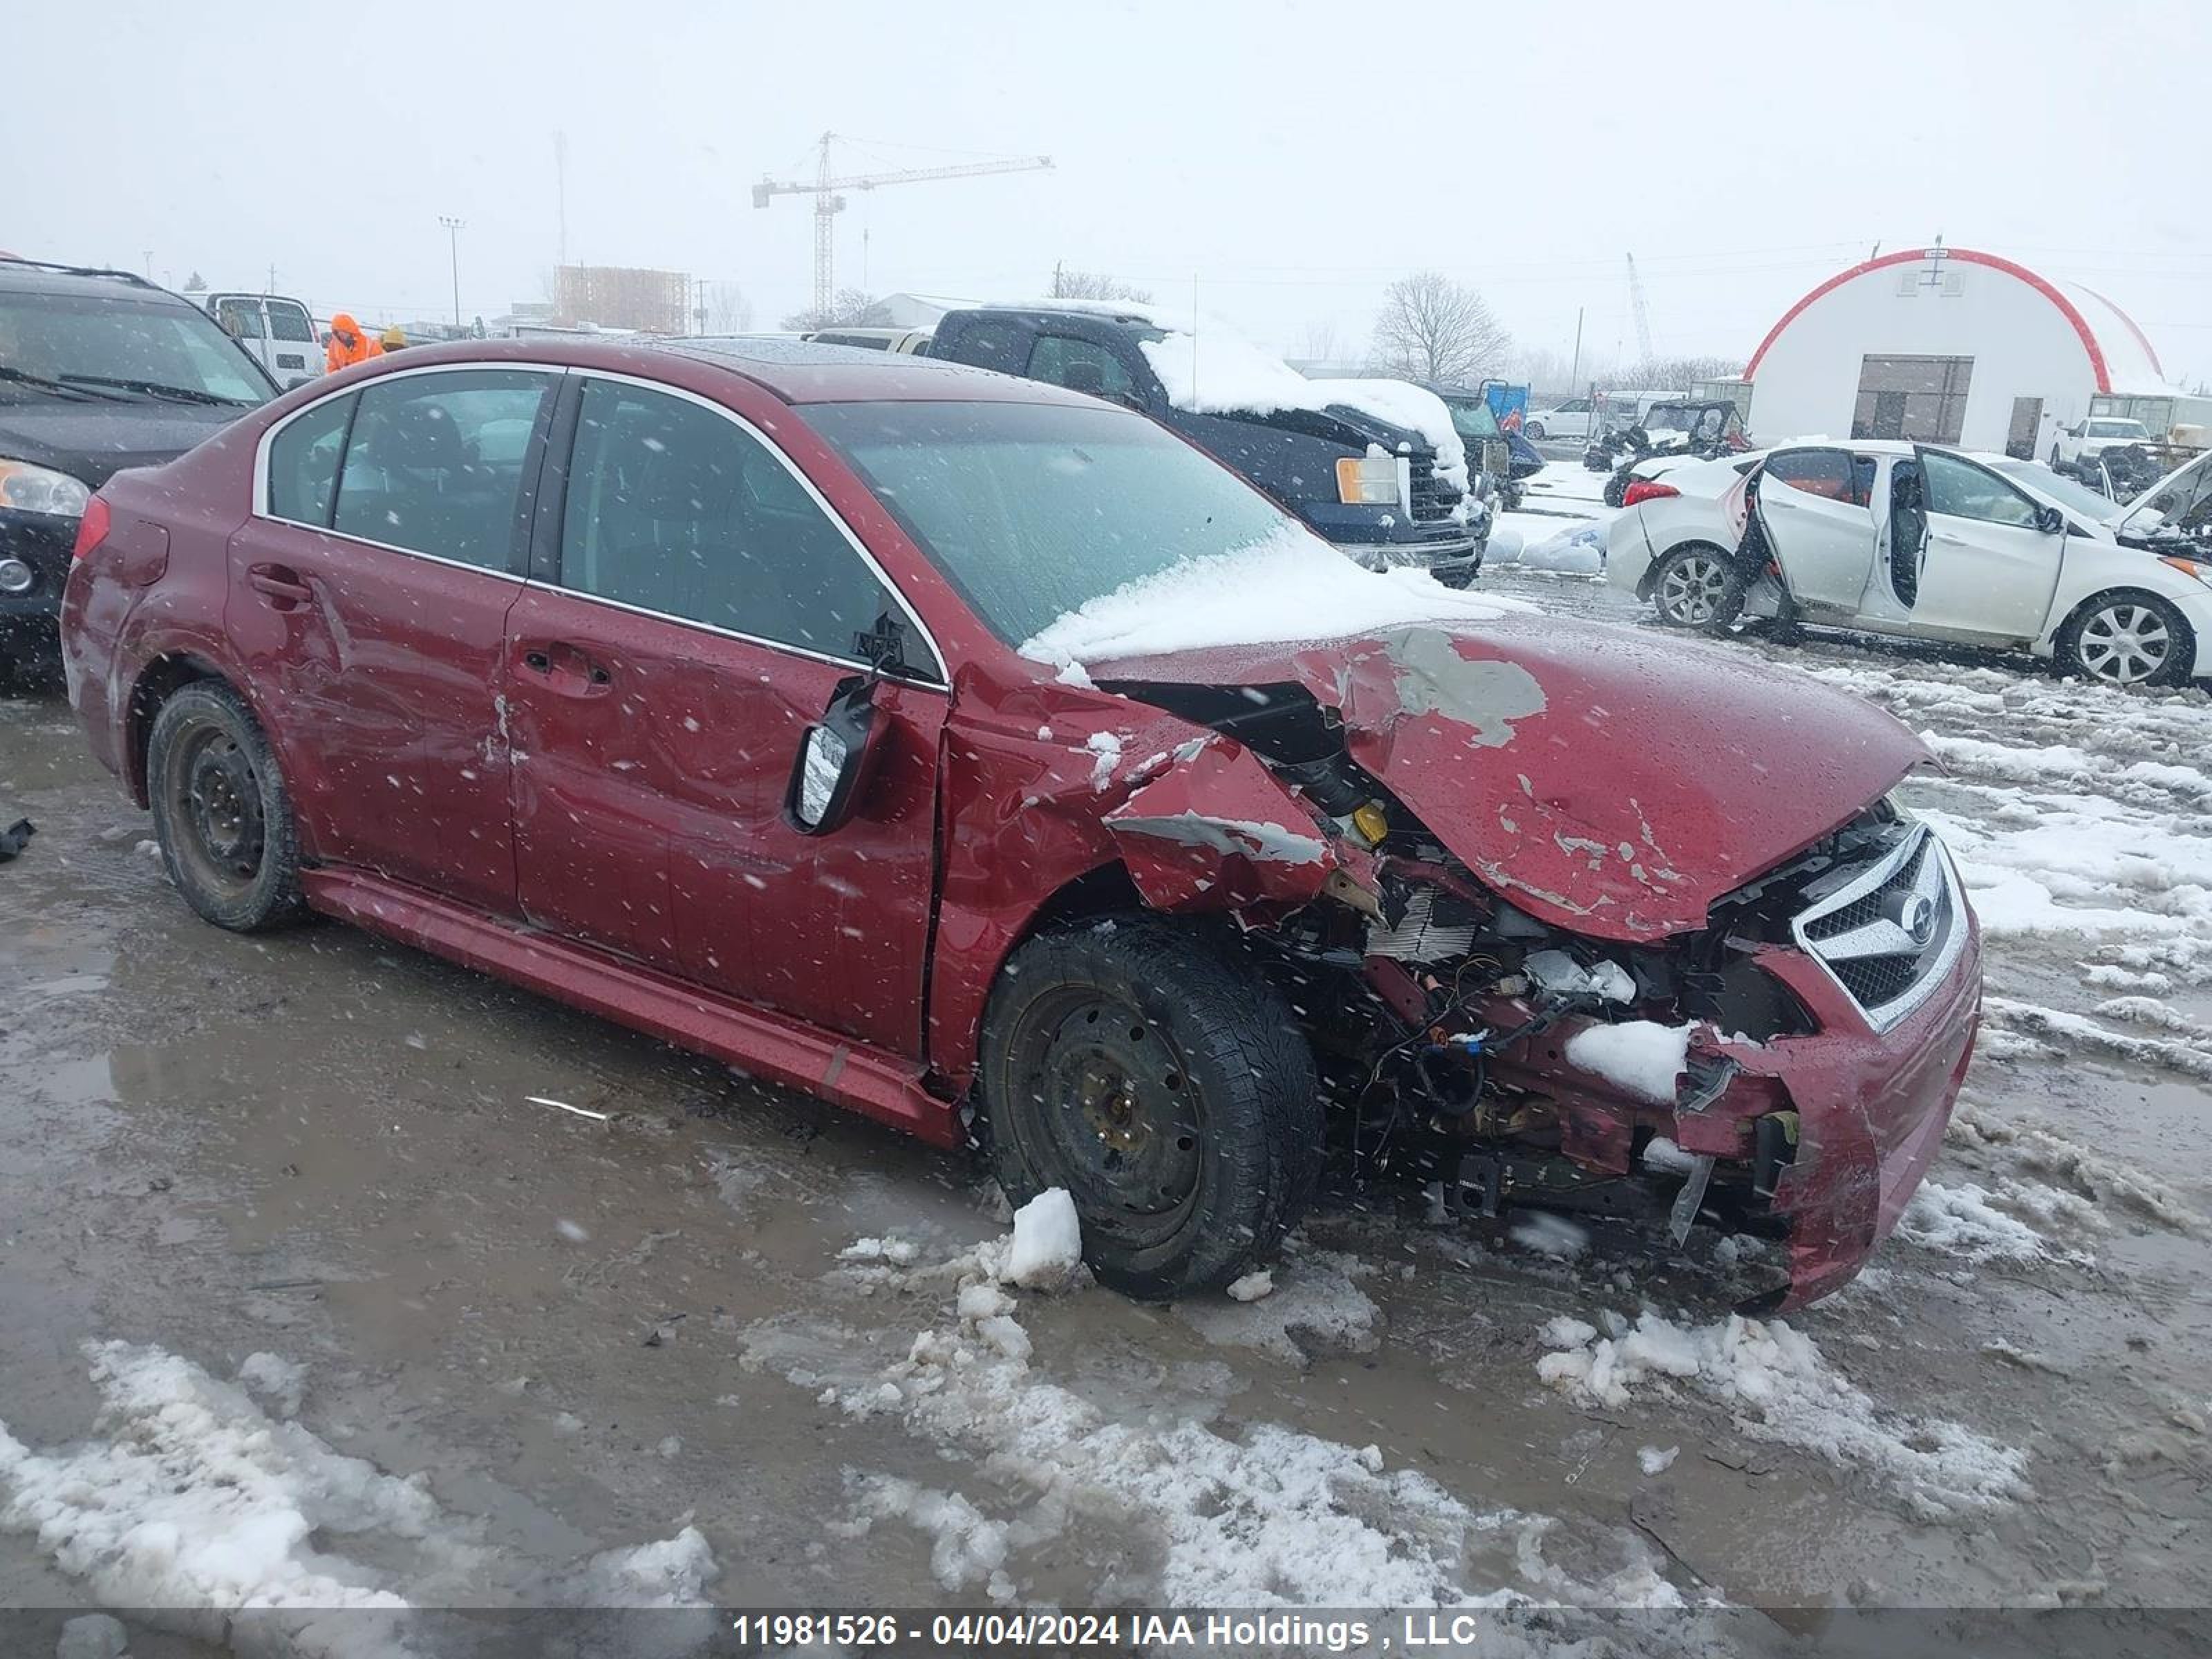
{"left": 1049, "top": 265, "right": 1152, "bottom": 303}
{"left": 1298, "top": 319, "right": 1342, "bottom": 366}
{"left": 1367, "top": 272, "right": 1510, "bottom": 386}
{"left": 780, "top": 289, "right": 893, "bottom": 332}
{"left": 1619, "top": 353, "right": 1745, "bottom": 390}
{"left": 699, "top": 280, "right": 753, "bottom": 333}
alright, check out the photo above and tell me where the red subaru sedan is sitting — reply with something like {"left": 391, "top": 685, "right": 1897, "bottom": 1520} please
{"left": 60, "top": 338, "right": 1980, "bottom": 1309}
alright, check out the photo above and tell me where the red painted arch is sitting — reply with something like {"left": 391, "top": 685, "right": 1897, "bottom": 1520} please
{"left": 2074, "top": 282, "right": 2164, "bottom": 382}
{"left": 1744, "top": 247, "right": 2112, "bottom": 394}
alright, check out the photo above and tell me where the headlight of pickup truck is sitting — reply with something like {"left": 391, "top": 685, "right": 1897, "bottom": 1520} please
{"left": 1335, "top": 455, "right": 1402, "bottom": 507}
{"left": 0, "top": 458, "right": 91, "bottom": 518}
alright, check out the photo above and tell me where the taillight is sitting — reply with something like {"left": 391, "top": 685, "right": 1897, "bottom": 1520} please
{"left": 1621, "top": 480, "right": 1680, "bottom": 508}
{"left": 72, "top": 496, "right": 111, "bottom": 560}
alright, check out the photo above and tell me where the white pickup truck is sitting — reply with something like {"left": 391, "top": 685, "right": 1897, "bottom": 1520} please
{"left": 2052, "top": 415, "right": 2152, "bottom": 466}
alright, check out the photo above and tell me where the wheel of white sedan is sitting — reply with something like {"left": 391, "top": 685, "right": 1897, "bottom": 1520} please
{"left": 2057, "top": 591, "right": 2192, "bottom": 688}
{"left": 1650, "top": 545, "right": 1743, "bottom": 632}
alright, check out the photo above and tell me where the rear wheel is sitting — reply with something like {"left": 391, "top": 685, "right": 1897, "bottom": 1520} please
{"left": 977, "top": 919, "right": 1322, "bottom": 1300}
{"left": 1525, "top": 420, "right": 1547, "bottom": 441}
{"left": 2056, "top": 591, "right": 2192, "bottom": 688}
{"left": 146, "top": 682, "right": 306, "bottom": 930}
{"left": 1650, "top": 545, "right": 1744, "bottom": 632}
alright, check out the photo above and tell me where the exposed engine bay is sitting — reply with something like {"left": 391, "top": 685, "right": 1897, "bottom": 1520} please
{"left": 1101, "top": 655, "right": 1969, "bottom": 1310}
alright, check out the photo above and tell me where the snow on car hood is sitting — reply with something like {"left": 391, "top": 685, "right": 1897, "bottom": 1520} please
{"left": 1087, "top": 617, "right": 1931, "bottom": 943}
{"left": 1136, "top": 330, "right": 1469, "bottom": 493}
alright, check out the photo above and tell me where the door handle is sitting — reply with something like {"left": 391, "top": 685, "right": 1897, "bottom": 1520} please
{"left": 518, "top": 642, "right": 611, "bottom": 695}
{"left": 246, "top": 564, "right": 312, "bottom": 608}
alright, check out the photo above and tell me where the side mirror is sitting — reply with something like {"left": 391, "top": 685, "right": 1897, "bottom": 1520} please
{"left": 785, "top": 677, "right": 888, "bottom": 836}
{"left": 2034, "top": 504, "right": 2065, "bottom": 535}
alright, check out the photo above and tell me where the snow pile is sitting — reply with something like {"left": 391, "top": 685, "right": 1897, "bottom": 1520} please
{"left": 1492, "top": 521, "right": 1608, "bottom": 575}
{"left": 1638, "top": 1446, "right": 1679, "bottom": 1476}
{"left": 1895, "top": 1180, "right": 2090, "bottom": 1266}
{"left": 1536, "top": 1311, "right": 2030, "bottom": 1521}
{"left": 1983, "top": 995, "right": 2212, "bottom": 1083}
{"left": 1136, "top": 331, "right": 1469, "bottom": 493}
{"left": 1002, "top": 1188, "right": 1085, "bottom": 1291}
{"left": 1563, "top": 1021, "right": 1692, "bottom": 1104}
{"left": 1508, "top": 1212, "right": 1592, "bottom": 1260}
{"left": 1177, "top": 1246, "right": 1380, "bottom": 1362}
{"left": 1083, "top": 731, "right": 1123, "bottom": 792}
{"left": 751, "top": 1230, "right": 1683, "bottom": 1607}
{"left": 237, "top": 1351, "right": 308, "bottom": 1418}
{"left": 0, "top": 1341, "right": 719, "bottom": 1627}
{"left": 1018, "top": 523, "right": 1522, "bottom": 671}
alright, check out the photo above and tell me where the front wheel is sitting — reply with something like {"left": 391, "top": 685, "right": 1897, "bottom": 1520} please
{"left": 2056, "top": 592, "right": 2193, "bottom": 688}
{"left": 1650, "top": 545, "right": 1744, "bottom": 632}
{"left": 977, "top": 919, "right": 1322, "bottom": 1300}
{"left": 147, "top": 681, "right": 306, "bottom": 930}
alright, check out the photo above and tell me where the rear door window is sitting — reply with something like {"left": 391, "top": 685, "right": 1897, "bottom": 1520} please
{"left": 1765, "top": 448, "right": 1870, "bottom": 507}
{"left": 266, "top": 301, "right": 315, "bottom": 344}
{"left": 332, "top": 370, "right": 554, "bottom": 569}
{"left": 1026, "top": 334, "right": 1136, "bottom": 402}
{"left": 215, "top": 297, "right": 263, "bottom": 339}
{"left": 558, "top": 379, "right": 905, "bottom": 666}
{"left": 267, "top": 393, "right": 355, "bottom": 527}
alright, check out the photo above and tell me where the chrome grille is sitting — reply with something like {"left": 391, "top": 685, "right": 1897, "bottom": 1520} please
{"left": 1790, "top": 824, "right": 1965, "bottom": 1032}
{"left": 1407, "top": 454, "right": 1459, "bottom": 523}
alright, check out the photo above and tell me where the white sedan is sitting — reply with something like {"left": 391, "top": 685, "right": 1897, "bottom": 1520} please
{"left": 1606, "top": 441, "right": 2212, "bottom": 688}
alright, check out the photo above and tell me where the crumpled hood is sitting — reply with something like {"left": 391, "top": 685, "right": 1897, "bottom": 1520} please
{"left": 1094, "top": 617, "right": 1930, "bottom": 942}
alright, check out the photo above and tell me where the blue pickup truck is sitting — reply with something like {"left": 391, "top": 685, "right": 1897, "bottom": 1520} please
{"left": 927, "top": 305, "right": 1488, "bottom": 585}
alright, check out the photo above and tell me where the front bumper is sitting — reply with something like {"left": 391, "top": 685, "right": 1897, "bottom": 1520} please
{"left": 1333, "top": 538, "right": 1485, "bottom": 586}
{"left": 0, "top": 509, "right": 74, "bottom": 669}
{"left": 1689, "top": 915, "right": 1983, "bottom": 1309}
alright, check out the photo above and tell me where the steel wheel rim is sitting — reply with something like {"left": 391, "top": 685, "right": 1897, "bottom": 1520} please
{"left": 168, "top": 720, "right": 267, "bottom": 899}
{"left": 1013, "top": 990, "right": 1203, "bottom": 1238}
{"left": 2079, "top": 603, "right": 2171, "bottom": 684}
{"left": 1658, "top": 554, "right": 1727, "bottom": 624}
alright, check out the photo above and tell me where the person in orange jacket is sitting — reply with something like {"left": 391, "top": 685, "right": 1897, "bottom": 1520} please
{"left": 324, "top": 312, "right": 382, "bottom": 374}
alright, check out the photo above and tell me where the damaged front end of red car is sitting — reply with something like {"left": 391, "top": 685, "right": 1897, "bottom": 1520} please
{"left": 1065, "top": 617, "right": 1982, "bottom": 1309}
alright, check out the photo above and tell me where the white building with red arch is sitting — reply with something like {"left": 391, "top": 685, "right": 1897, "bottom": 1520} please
{"left": 1741, "top": 245, "right": 2177, "bottom": 460}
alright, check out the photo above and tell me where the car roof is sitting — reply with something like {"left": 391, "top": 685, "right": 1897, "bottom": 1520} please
{"left": 0, "top": 257, "right": 194, "bottom": 306}
{"left": 347, "top": 333, "right": 1098, "bottom": 407}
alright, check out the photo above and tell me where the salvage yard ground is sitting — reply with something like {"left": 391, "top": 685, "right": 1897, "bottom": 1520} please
{"left": 2, "top": 497, "right": 2209, "bottom": 1637}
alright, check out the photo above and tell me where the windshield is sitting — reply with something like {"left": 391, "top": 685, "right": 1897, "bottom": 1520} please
{"left": 0, "top": 290, "right": 275, "bottom": 406}
{"left": 1445, "top": 397, "right": 1501, "bottom": 441}
{"left": 1991, "top": 458, "right": 2119, "bottom": 521}
{"left": 805, "top": 399, "right": 1300, "bottom": 646}
{"left": 2087, "top": 419, "right": 2148, "bottom": 439}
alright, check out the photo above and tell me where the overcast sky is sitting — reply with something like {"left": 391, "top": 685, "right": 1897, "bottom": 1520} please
{"left": 12, "top": 1, "right": 2209, "bottom": 385}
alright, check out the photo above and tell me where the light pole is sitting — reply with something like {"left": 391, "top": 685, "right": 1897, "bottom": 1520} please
{"left": 438, "top": 216, "right": 465, "bottom": 331}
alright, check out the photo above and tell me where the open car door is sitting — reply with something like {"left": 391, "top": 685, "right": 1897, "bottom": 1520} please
{"left": 1906, "top": 447, "right": 2068, "bottom": 641}
{"left": 1754, "top": 447, "right": 1878, "bottom": 614}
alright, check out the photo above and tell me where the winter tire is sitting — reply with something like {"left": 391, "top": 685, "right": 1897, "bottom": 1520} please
{"left": 1526, "top": 421, "right": 1547, "bottom": 441}
{"left": 2056, "top": 591, "right": 2192, "bottom": 689}
{"left": 1650, "top": 545, "right": 1744, "bottom": 632}
{"left": 147, "top": 680, "right": 306, "bottom": 930}
{"left": 977, "top": 918, "right": 1322, "bottom": 1300}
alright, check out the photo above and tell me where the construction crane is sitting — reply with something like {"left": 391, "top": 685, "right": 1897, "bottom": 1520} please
{"left": 753, "top": 133, "right": 1052, "bottom": 321}
{"left": 1624, "top": 252, "right": 1656, "bottom": 364}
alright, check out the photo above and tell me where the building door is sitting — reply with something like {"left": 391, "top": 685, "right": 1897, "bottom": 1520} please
{"left": 2006, "top": 397, "right": 2043, "bottom": 460}
{"left": 1853, "top": 355, "right": 1972, "bottom": 444}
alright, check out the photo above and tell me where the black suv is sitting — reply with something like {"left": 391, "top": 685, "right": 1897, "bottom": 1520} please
{"left": 928, "top": 306, "right": 1488, "bottom": 584}
{"left": 0, "top": 259, "right": 276, "bottom": 681}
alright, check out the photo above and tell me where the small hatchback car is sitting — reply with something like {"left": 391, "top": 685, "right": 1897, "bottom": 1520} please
{"left": 63, "top": 339, "right": 1980, "bottom": 1309}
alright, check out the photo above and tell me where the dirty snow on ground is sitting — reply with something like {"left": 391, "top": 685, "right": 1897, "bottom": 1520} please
{"left": 1018, "top": 523, "right": 1528, "bottom": 670}
{"left": 1175, "top": 1242, "right": 1380, "bottom": 1362}
{"left": 0, "top": 1340, "right": 718, "bottom": 1633}
{"left": 1536, "top": 1311, "right": 2030, "bottom": 1521}
{"left": 744, "top": 1224, "right": 1684, "bottom": 1608}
